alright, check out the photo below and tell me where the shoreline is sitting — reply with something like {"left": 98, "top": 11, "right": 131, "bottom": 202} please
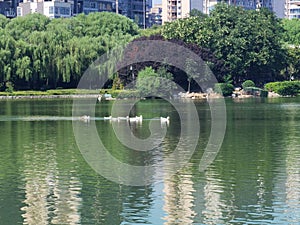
{"left": 0, "top": 94, "right": 100, "bottom": 100}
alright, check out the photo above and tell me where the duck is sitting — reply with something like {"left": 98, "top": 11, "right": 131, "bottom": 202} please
{"left": 129, "top": 115, "right": 143, "bottom": 122}
{"left": 111, "top": 117, "right": 119, "bottom": 122}
{"left": 97, "top": 95, "right": 102, "bottom": 102}
{"left": 118, "top": 116, "right": 129, "bottom": 121}
{"left": 80, "top": 115, "right": 90, "bottom": 122}
{"left": 160, "top": 116, "right": 170, "bottom": 123}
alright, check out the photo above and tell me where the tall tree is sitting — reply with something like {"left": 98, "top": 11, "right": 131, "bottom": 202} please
{"left": 162, "top": 3, "right": 285, "bottom": 85}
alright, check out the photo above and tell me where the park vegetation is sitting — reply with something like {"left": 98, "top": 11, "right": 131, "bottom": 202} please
{"left": 0, "top": 12, "right": 139, "bottom": 91}
{"left": 0, "top": 3, "right": 300, "bottom": 96}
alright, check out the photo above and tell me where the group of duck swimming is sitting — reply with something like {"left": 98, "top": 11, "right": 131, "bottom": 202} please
{"left": 103, "top": 115, "right": 170, "bottom": 123}
{"left": 79, "top": 115, "right": 170, "bottom": 124}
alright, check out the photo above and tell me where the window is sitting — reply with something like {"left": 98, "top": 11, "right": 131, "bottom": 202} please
{"left": 90, "top": 2, "right": 96, "bottom": 8}
{"left": 17, "top": 7, "right": 22, "bottom": 16}
{"left": 49, "top": 6, "right": 54, "bottom": 14}
{"left": 60, "top": 7, "right": 70, "bottom": 15}
{"left": 107, "top": 4, "right": 112, "bottom": 10}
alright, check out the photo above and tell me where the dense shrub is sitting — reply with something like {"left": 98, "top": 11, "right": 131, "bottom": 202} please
{"left": 265, "top": 81, "right": 300, "bottom": 96}
{"left": 242, "top": 80, "right": 255, "bottom": 89}
{"left": 214, "top": 83, "right": 234, "bottom": 96}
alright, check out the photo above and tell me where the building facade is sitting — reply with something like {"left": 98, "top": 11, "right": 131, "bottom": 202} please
{"left": 119, "top": 0, "right": 150, "bottom": 28}
{"left": 148, "top": 3, "right": 162, "bottom": 26}
{"left": 161, "top": 0, "right": 300, "bottom": 24}
{"left": 0, "top": 0, "right": 21, "bottom": 18}
{"left": 162, "top": 0, "right": 203, "bottom": 24}
{"left": 17, "top": 0, "right": 73, "bottom": 18}
{"left": 17, "top": 0, "right": 117, "bottom": 18}
{"left": 284, "top": 0, "right": 300, "bottom": 18}
{"left": 14, "top": 0, "right": 150, "bottom": 28}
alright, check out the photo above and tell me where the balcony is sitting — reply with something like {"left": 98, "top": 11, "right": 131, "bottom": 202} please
{"left": 5, "top": 9, "right": 15, "bottom": 18}
{"left": 290, "top": 1, "right": 300, "bottom": 6}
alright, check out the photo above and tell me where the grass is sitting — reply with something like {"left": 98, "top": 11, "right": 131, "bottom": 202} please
{"left": 0, "top": 88, "right": 141, "bottom": 99}
{"left": 0, "top": 89, "right": 101, "bottom": 96}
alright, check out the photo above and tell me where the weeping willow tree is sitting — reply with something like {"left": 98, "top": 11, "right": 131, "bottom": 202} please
{"left": 0, "top": 12, "right": 139, "bottom": 90}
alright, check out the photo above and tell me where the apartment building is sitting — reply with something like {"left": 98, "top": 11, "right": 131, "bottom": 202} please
{"left": 148, "top": 3, "right": 162, "bottom": 26}
{"left": 162, "top": 0, "right": 300, "bottom": 24}
{"left": 162, "top": 0, "right": 203, "bottom": 24}
{"left": 16, "top": 0, "right": 118, "bottom": 18}
{"left": 202, "top": 0, "right": 274, "bottom": 14}
{"left": 232, "top": 0, "right": 300, "bottom": 19}
{"left": 119, "top": 0, "right": 150, "bottom": 28}
{"left": 13, "top": 0, "right": 150, "bottom": 28}
{"left": 285, "top": 0, "right": 300, "bottom": 18}
{"left": 17, "top": 0, "right": 71, "bottom": 18}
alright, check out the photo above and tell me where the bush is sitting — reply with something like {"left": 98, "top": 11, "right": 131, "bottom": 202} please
{"left": 242, "top": 80, "right": 255, "bottom": 89}
{"left": 136, "top": 67, "right": 176, "bottom": 98}
{"left": 5, "top": 82, "right": 14, "bottom": 93}
{"left": 214, "top": 83, "right": 234, "bottom": 97}
{"left": 265, "top": 81, "right": 300, "bottom": 96}
{"left": 117, "top": 90, "right": 140, "bottom": 99}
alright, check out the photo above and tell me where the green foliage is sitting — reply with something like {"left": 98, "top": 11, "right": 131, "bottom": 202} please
{"left": 214, "top": 83, "right": 234, "bottom": 97}
{"left": 265, "top": 81, "right": 300, "bottom": 96}
{"left": 189, "top": 9, "right": 207, "bottom": 19}
{"left": 139, "top": 25, "right": 161, "bottom": 37}
{"left": 99, "top": 89, "right": 140, "bottom": 98}
{"left": 116, "top": 90, "right": 140, "bottom": 99}
{"left": 112, "top": 76, "right": 124, "bottom": 90}
{"left": 281, "top": 19, "right": 300, "bottom": 45}
{"left": 0, "top": 12, "right": 139, "bottom": 90}
{"left": 0, "top": 89, "right": 100, "bottom": 96}
{"left": 5, "top": 81, "right": 14, "bottom": 93}
{"left": 162, "top": 3, "right": 285, "bottom": 85}
{"left": 283, "top": 46, "right": 300, "bottom": 80}
{"left": 242, "top": 80, "right": 255, "bottom": 89}
{"left": 162, "top": 16, "right": 204, "bottom": 43}
{"left": 0, "top": 14, "right": 8, "bottom": 28}
{"left": 136, "top": 66, "right": 176, "bottom": 98}
{"left": 5, "top": 13, "right": 50, "bottom": 40}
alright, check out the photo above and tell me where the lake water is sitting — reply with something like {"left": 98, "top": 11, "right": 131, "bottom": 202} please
{"left": 0, "top": 97, "right": 300, "bottom": 225}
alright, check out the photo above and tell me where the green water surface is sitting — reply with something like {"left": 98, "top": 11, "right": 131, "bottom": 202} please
{"left": 0, "top": 97, "right": 299, "bottom": 225}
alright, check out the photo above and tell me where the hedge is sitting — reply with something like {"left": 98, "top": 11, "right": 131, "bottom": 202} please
{"left": 265, "top": 81, "right": 300, "bottom": 96}
{"left": 242, "top": 80, "right": 255, "bottom": 89}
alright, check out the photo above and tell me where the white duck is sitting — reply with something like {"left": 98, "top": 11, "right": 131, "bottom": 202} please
{"left": 80, "top": 115, "right": 90, "bottom": 122}
{"left": 129, "top": 115, "right": 143, "bottom": 122}
{"left": 160, "top": 116, "right": 170, "bottom": 123}
{"left": 118, "top": 116, "right": 129, "bottom": 121}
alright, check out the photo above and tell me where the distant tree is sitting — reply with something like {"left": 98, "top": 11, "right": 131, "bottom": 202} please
{"left": 0, "top": 12, "right": 139, "bottom": 90}
{"left": 162, "top": 3, "right": 285, "bottom": 85}
{"left": 5, "top": 13, "right": 50, "bottom": 40}
{"left": 281, "top": 18, "right": 300, "bottom": 45}
{"left": 136, "top": 66, "right": 176, "bottom": 98}
{"left": 282, "top": 46, "right": 300, "bottom": 80}
{"left": 163, "top": 16, "right": 204, "bottom": 44}
{"left": 189, "top": 8, "right": 207, "bottom": 19}
{"left": 118, "top": 35, "right": 227, "bottom": 91}
{"left": 139, "top": 25, "right": 162, "bottom": 37}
